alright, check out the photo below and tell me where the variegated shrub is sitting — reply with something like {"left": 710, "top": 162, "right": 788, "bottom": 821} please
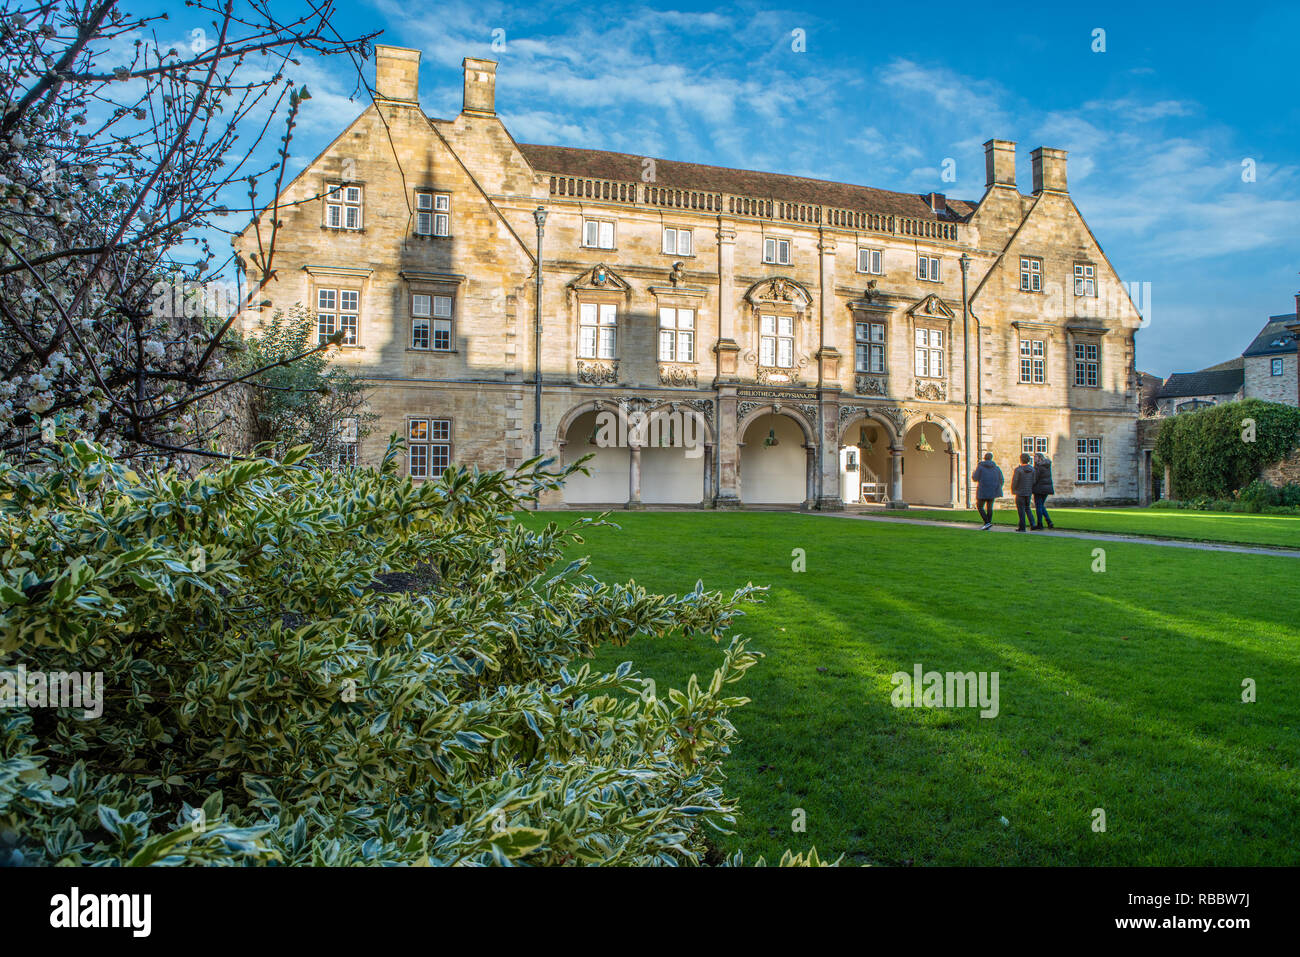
{"left": 0, "top": 440, "right": 763, "bottom": 865}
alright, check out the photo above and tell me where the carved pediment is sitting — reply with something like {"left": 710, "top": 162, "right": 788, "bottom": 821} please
{"left": 743, "top": 276, "right": 812, "bottom": 312}
{"left": 567, "top": 263, "right": 631, "bottom": 294}
{"left": 907, "top": 294, "right": 956, "bottom": 321}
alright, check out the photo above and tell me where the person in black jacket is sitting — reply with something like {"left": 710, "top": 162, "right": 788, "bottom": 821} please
{"left": 1011, "top": 453, "right": 1037, "bottom": 531}
{"left": 971, "top": 453, "right": 1003, "bottom": 530}
{"left": 1031, "top": 452, "right": 1055, "bottom": 530}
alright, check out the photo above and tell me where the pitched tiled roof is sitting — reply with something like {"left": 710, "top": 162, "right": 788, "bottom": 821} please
{"left": 1159, "top": 366, "right": 1245, "bottom": 399}
{"left": 1242, "top": 314, "right": 1299, "bottom": 358}
{"left": 517, "top": 142, "right": 979, "bottom": 221}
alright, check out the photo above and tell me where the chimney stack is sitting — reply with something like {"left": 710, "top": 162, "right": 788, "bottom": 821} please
{"left": 374, "top": 45, "right": 421, "bottom": 103}
{"left": 1030, "top": 147, "right": 1068, "bottom": 193}
{"left": 925, "top": 191, "right": 946, "bottom": 214}
{"left": 984, "top": 139, "right": 1016, "bottom": 189}
{"left": 462, "top": 57, "right": 497, "bottom": 115}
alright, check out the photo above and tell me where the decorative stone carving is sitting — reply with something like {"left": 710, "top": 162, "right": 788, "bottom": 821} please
{"left": 797, "top": 404, "right": 820, "bottom": 427}
{"left": 658, "top": 364, "right": 698, "bottom": 387}
{"left": 914, "top": 380, "right": 947, "bottom": 401}
{"left": 577, "top": 359, "right": 618, "bottom": 385}
{"left": 685, "top": 398, "right": 714, "bottom": 426}
{"left": 756, "top": 366, "right": 796, "bottom": 385}
{"left": 742, "top": 276, "right": 812, "bottom": 312}
{"left": 875, "top": 406, "right": 910, "bottom": 434}
{"left": 855, "top": 374, "right": 887, "bottom": 396}
{"left": 669, "top": 261, "right": 686, "bottom": 286}
{"left": 765, "top": 278, "right": 794, "bottom": 302}
{"left": 737, "top": 401, "right": 763, "bottom": 422}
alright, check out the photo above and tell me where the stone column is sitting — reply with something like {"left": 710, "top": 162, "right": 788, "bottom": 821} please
{"left": 1137, "top": 450, "right": 1150, "bottom": 506}
{"left": 715, "top": 389, "right": 741, "bottom": 507}
{"left": 888, "top": 444, "right": 906, "bottom": 508}
{"left": 817, "top": 403, "right": 844, "bottom": 510}
{"left": 702, "top": 443, "right": 714, "bottom": 507}
{"left": 713, "top": 224, "right": 740, "bottom": 380}
{"left": 948, "top": 447, "right": 958, "bottom": 508}
{"left": 627, "top": 443, "right": 643, "bottom": 509}
{"left": 804, "top": 445, "right": 817, "bottom": 510}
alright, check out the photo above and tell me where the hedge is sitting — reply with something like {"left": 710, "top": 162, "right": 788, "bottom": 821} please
{"left": 1153, "top": 399, "right": 1300, "bottom": 500}
{"left": 0, "top": 439, "right": 793, "bottom": 866}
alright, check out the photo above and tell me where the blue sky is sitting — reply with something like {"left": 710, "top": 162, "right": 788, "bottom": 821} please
{"left": 222, "top": 0, "right": 1299, "bottom": 377}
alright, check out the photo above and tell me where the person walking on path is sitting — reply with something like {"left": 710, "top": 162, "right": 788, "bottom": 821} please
{"left": 1012, "top": 453, "right": 1037, "bottom": 532}
{"left": 1032, "top": 452, "right": 1055, "bottom": 530}
{"left": 971, "top": 453, "right": 1003, "bottom": 530}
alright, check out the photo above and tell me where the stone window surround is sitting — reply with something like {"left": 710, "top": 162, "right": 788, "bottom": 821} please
{"left": 856, "top": 246, "right": 884, "bottom": 276}
{"left": 1066, "top": 323, "right": 1108, "bottom": 390}
{"left": 762, "top": 234, "right": 793, "bottom": 266}
{"left": 854, "top": 319, "right": 886, "bottom": 374}
{"left": 303, "top": 264, "right": 372, "bottom": 349}
{"left": 405, "top": 415, "right": 452, "bottom": 481}
{"left": 1019, "top": 255, "right": 1043, "bottom": 293}
{"left": 575, "top": 290, "right": 623, "bottom": 361}
{"left": 1076, "top": 435, "right": 1103, "bottom": 484}
{"left": 413, "top": 188, "right": 452, "bottom": 238}
{"left": 908, "top": 311, "right": 950, "bottom": 382}
{"left": 648, "top": 284, "right": 707, "bottom": 366}
{"left": 1011, "top": 320, "right": 1053, "bottom": 386}
{"left": 322, "top": 180, "right": 365, "bottom": 231}
{"left": 582, "top": 218, "right": 617, "bottom": 250}
{"left": 400, "top": 270, "right": 464, "bottom": 355}
{"left": 661, "top": 224, "right": 695, "bottom": 258}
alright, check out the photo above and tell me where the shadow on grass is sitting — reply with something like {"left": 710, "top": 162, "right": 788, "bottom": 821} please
{"left": 518, "top": 510, "right": 1300, "bottom": 865}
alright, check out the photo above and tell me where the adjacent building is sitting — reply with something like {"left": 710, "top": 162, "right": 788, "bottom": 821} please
{"left": 236, "top": 47, "right": 1144, "bottom": 508}
{"left": 1154, "top": 293, "right": 1300, "bottom": 413}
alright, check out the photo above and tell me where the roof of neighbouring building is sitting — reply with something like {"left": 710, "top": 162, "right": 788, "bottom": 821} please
{"left": 1159, "top": 364, "right": 1245, "bottom": 399}
{"left": 1242, "top": 314, "right": 1299, "bottom": 358}
{"left": 516, "top": 142, "right": 980, "bottom": 222}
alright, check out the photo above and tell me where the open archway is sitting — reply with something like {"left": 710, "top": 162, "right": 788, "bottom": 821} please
{"left": 902, "top": 420, "right": 956, "bottom": 506}
{"left": 838, "top": 412, "right": 896, "bottom": 505}
{"left": 639, "top": 404, "right": 710, "bottom": 504}
{"left": 558, "top": 409, "right": 629, "bottom": 505}
{"left": 739, "top": 411, "right": 810, "bottom": 505}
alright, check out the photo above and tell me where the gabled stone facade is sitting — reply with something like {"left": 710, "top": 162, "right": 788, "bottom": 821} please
{"left": 235, "top": 47, "right": 1144, "bottom": 508}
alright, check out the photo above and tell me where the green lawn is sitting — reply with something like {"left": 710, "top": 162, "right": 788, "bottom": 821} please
{"left": 885, "top": 505, "right": 1300, "bottom": 549}
{"left": 516, "top": 510, "right": 1300, "bottom": 865}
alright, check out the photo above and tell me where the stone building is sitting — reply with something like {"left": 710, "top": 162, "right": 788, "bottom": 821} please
{"left": 1241, "top": 296, "right": 1299, "bottom": 407}
{"left": 235, "top": 47, "right": 1144, "bottom": 508}
{"left": 1154, "top": 359, "right": 1245, "bottom": 415}
{"left": 1155, "top": 293, "right": 1299, "bottom": 413}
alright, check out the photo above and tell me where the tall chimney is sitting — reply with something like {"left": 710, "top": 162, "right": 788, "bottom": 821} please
{"left": 462, "top": 57, "right": 497, "bottom": 115}
{"left": 1031, "top": 147, "right": 1068, "bottom": 193}
{"left": 374, "top": 45, "right": 421, "bottom": 103}
{"left": 983, "top": 139, "right": 1016, "bottom": 189}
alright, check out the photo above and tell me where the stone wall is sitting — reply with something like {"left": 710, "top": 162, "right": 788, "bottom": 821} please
{"left": 1261, "top": 447, "right": 1300, "bottom": 486}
